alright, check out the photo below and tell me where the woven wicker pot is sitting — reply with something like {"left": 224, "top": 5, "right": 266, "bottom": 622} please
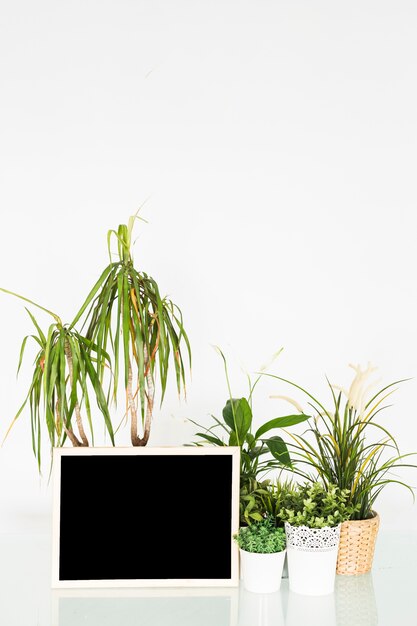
{"left": 336, "top": 512, "right": 380, "bottom": 575}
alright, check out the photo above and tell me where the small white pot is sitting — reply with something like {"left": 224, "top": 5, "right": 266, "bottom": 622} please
{"left": 285, "top": 523, "right": 341, "bottom": 596}
{"left": 240, "top": 549, "right": 286, "bottom": 593}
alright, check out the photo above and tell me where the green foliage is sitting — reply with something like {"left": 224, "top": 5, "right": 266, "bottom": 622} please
{"left": 263, "top": 369, "right": 417, "bottom": 520}
{"left": 0, "top": 302, "right": 114, "bottom": 471}
{"left": 192, "top": 349, "right": 310, "bottom": 516}
{"left": 72, "top": 214, "right": 191, "bottom": 445}
{"left": 278, "top": 482, "right": 357, "bottom": 529}
{"left": 234, "top": 516, "right": 286, "bottom": 553}
{"left": 1, "top": 212, "right": 190, "bottom": 466}
{"left": 240, "top": 478, "right": 294, "bottom": 526}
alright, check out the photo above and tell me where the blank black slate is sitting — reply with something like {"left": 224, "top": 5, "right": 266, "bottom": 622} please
{"left": 59, "top": 454, "right": 233, "bottom": 581}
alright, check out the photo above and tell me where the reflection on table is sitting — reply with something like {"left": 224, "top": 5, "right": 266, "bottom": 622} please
{"left": 53, "top": 588, "right": 239, "bottom": 626}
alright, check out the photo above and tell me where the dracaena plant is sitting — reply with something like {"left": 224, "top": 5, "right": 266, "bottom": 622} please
{"left": 263, "top": 365, "right": 417, "bottom": 520}
{"left": 191, "top": 349, "right": 310, "bottom": 518}
{"left": 0, "top": 291, "right": 114, "bottom": 470}
{"left": 1, "top": 212, "right": 189, "bottom": 465}
{"left": 71, "top": 213, "right": 191, "bottom": 446}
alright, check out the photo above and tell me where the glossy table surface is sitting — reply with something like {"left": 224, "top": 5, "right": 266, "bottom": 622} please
{"left": 0, "top": 531, "right": 416, "bottom": 626}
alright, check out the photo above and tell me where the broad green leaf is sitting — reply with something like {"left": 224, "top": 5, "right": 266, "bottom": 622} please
{"left": 255, "top": 414, "right": 310, "bottom": 439}
{"left": 264, "top": 436, "right": 292, "bottom": 467}
{"left": 223, "top": 398, "right": 239, "bottom": 430}
{"left": 246, "top": 433, "right": 256, "bottom": 448}
{"left": 235, "top": 398, "right": 252, "bottom": 440}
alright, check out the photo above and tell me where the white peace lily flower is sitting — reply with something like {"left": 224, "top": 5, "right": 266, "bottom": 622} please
{"left": 259, "top": 347, "right": 284, "bottom": 372}
{"left": 347, "top": 363, "right": 378, "bottom": 413}
{"left": 330, "top": 384, "right": 348, "bottom": 397}
{"left": 315, "top": 410, "right": 334, "bottom": 424}
{"left": 269, "top": 395, "right": 304, "bottom": 414}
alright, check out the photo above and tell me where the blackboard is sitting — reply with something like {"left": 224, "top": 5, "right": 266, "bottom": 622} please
{"left": 52, "top": 447, "right": 240, "bottom": 588}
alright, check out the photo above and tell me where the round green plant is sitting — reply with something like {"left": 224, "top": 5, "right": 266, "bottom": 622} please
{"left": 278, "top": 482, "right": 357, "bottom": 529}
{"left": 234, "top": 516, "right": 286, "bottom": 553}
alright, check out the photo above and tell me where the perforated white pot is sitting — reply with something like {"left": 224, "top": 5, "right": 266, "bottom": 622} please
{"left": 285, "top": 523, "right": 341, "bottom": 596}
{"left": 239, "top": 549, "right": 286, "bottom": 593}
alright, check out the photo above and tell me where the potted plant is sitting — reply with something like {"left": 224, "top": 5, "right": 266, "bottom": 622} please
{"left": 234, "top": 515, "right": 286, "bottom": 593}
{"left": 278, "top": 482, "right": 356, "bottom": 595}
{"left": 191, "top": 348, "right": 310, "bottom": 524}
{"left": 264, "top": 364, "right": 417, "bottom": 575}
{"left": 1, "top": 213, "right": 190, "bottom": 466}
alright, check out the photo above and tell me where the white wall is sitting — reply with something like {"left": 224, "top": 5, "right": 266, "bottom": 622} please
{"left": 0, "top": 0, "right": 416, "bottom": 532}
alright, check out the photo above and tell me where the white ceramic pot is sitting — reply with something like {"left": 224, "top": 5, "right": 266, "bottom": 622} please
{"left": 239, "top": 549, "right": 286, "bottom": 593}
{"left": 285, "top": 523, "right": 341, "bottom": 596}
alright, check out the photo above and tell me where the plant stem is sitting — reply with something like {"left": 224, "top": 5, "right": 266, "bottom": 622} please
{"left": 56, "top": 399, "right": 82, "bottom": 447}
{"left": 64, "top": 338, "right": 89, "bottom": 446}
{"left": 128, "top": 350, "right": 154, "bottom": 446}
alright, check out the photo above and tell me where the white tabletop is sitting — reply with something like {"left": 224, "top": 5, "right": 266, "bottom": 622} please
{"left": 0, "top": 531, "right": 416, "bottom": 626}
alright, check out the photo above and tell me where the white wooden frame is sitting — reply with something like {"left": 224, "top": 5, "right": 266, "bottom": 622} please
{"left": 52, "top": 446, "right": 240, "bottom": 589}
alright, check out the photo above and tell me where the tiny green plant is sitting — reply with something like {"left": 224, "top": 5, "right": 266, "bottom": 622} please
{"left": 278, "top": 482, "right": 358, "bottom": 529}
{"left": 240, "top": 478, "right": 294, "bottom": 526}
{"left": 234, "top": 516, "right": 286, "bottom": 553}
{"left": 263, "top": 365, "right": 417, "bottom": 520}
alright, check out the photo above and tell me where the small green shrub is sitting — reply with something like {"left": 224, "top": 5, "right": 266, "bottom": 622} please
{"left": 240, "top": 478, "right": 294, "bottom": 526}
{"left": 278, "top": 482, "right": 358, "bottom": 529}
{"left": 234, "top": 516, "right": 286, "bottom": 553}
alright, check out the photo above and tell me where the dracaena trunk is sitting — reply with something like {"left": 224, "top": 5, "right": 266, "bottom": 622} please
{"left": 64, "top": 338, "right": 89, "bottom": 447}
{"left": 128, "top": 357, "right": 154, "bottom": 447}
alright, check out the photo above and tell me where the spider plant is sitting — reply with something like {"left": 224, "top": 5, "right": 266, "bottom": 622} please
{"left": 70, "top": 213, "right": 191, "bottom": 446}
{"left": 263, "top": 364, "right": 417, "bottom": 520}
{"left": 0, "top": 289, "right": 114, "bottom": 470}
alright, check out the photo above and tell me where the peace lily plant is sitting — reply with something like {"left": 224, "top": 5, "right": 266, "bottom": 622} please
{"left": 191, "top": 348, "right": 310, "bottom": 524}
{"left": 1, "top": 212, "right": 190, "bottom": 466}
